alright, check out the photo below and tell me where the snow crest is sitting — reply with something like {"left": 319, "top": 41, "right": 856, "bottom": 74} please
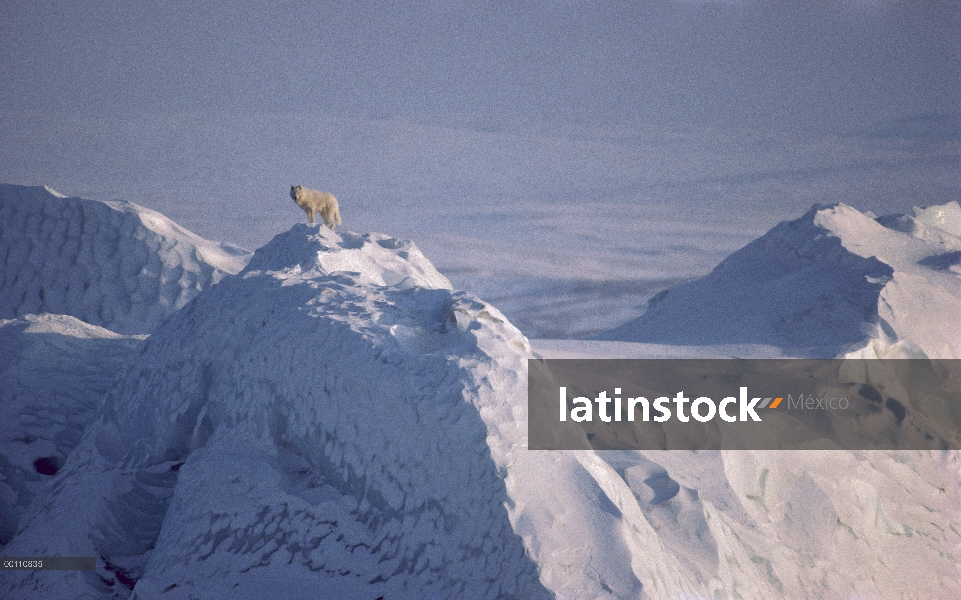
{"left": 598, "top": 202, "right": 961, "bottom": 358}
{"left": 2, "top": 225, "right": 550, "bottom": 599}
{"left": 0, "top": 184, "right": 252, "bottom": 334}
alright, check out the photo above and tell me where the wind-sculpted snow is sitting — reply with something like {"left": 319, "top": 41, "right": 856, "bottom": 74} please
{"left": 245, "top": 223, "right": 454, "bottom": 289}
{"left": 599, "top": 202, "right": 961, "bottom": 358}
{"left": 0, "top": 184, "right": 251, "bottom": 334}
{"left": 2, "top": 225, "right": 551, "bottom": 599}
{"left": 0, "top": 315, "right": 143, "bottom": 548}
{"left": 5, "top": 215, "right": 961, "bottom": 600}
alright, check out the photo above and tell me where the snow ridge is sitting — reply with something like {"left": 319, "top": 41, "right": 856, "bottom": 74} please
{"left": 2, "top": 202, "right": 960, "bottom": 600}
{"left": 3, "top": 225, "right": 549, "bottom": 599}
{"left": 599, "top": 202, "right": 961, "bottom": 358}
{"left": 0, "top": 184, "right": 252, "bottom": 334}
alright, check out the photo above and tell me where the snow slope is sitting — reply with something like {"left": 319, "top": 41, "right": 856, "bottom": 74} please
{"left": 0, "top": 184, "right": 251, "bottom": 334}
{"left": 2, "top": 225, "right": 551, "bottom": 599}
{"left": 598, "top": 202, "right": 961, "bottom": 358}
{"left": 0, "top": 314, "right": 143, "bottom": 548}
{"left": 2, "top": 202, "right": 960, "bottom": 600}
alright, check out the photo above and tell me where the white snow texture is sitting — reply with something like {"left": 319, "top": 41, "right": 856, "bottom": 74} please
{"left": 0, "top": 184, "right": 251, "bottom": 334}
{"left": 599, "top": 202, "right": 961, "bottom": 359}
{"left": 1, "top": 188, "right": 960, "bottom": 600}
{"left": 2, "top": 224, "right": 551, "bottom": 599}
{"left": 0, "top": 314, "right": 143, "bottom": 547}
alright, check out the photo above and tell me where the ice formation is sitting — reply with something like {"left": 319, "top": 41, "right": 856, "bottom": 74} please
{"left": 0, "top": 184, "right": 251, "bottom": 334}
{"left": 1, "top": 193, "right": 959, "bottom": 600}
{"left": 2, "top": 225, "right": 551, "bottom": 599}
{"left": 0, "top": 314, "right": 143, "bottom": 547}
{"left": 598, "top": 202, "right": 961, "bottom": 359}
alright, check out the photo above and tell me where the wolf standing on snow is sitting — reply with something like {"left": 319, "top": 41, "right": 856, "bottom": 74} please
{"left": 290, "top": 185, "right": 342, "bottom": 230}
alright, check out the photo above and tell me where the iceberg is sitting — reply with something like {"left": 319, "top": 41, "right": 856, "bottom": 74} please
{"left": 598, "top": 202, "right": 961, "bottom": 359}
{"left": 0, "top": 184, "right": 251, "bottom": 335}
{"left": 2, "top": 191, "right": 959, "bottom": 599}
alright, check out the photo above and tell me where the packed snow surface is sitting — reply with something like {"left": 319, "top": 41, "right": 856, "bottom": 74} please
{"left": 2, "top": 197, "right": 960, "bottom": 600}
{"left": 3, "top": 225, "right": 551, "bottom": 599}
{"left": 599, "top": 202, "right": 961, "bottom": 359}
{"left": 0, "top": 314, "right": 143, "bottom": 547}
{"left": 0, "top": 184, "right": 251, "bottom": 334}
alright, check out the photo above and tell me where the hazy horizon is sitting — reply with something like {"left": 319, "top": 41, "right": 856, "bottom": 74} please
{"left": 1, "top": 1, "right": 958, "bottom": 314}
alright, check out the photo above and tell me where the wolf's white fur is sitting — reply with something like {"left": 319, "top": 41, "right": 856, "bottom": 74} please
{"left": 290, "top": 185, "right": 342, "bottom": 230}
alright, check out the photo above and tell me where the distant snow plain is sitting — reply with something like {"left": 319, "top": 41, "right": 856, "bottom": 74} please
{"left": 1, "top": 111, "right": 957, "bottom": 338}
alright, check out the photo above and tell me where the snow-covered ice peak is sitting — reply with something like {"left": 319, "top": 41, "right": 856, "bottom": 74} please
{"left": 243, "top": 223, "right": 453, "bottom": 290}
{"left": 598, "top": 201, "right": 961, "bottom": 358}
{"left": 0, "top": 184, "right": 252, "bottom": 334}
{"left": 2, "top": 223, "right": 550, "bottom": 599}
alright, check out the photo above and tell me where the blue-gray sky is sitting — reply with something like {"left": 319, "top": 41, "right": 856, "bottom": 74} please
{"left": 0, "top": 0, "right": 958, "bottom": 283}
{"left": 1, "top": 1, "right": 959, "bottom": 337}
{"left": 2, "top": 0, "right": 958, "bottom": 132}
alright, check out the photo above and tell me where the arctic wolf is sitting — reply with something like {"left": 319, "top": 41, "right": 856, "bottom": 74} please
{"left": 290, "top": 185, "right": 342, "bottom": 230}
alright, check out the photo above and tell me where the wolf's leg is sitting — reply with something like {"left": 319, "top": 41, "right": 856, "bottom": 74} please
{"left": 306, "top": 207, "right": 316, "bottom": 224}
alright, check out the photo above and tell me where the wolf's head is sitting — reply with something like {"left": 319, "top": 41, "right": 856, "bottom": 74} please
{"left": 290, "top": 185, "right": 301, "bottom": 201}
